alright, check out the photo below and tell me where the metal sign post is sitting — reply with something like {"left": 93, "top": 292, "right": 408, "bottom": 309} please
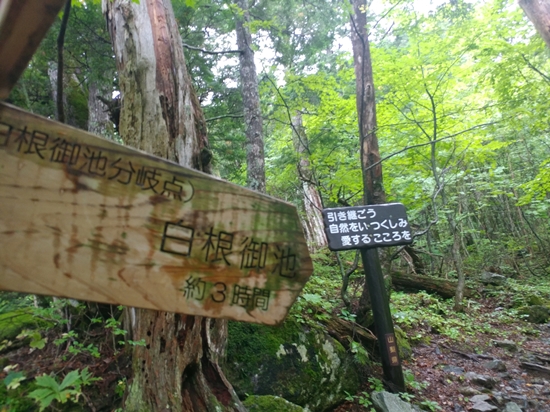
{"left": 322, "top": 203, "right": 413, "bottom": 392}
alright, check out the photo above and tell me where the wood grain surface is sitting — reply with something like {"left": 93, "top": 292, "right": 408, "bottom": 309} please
{"left": 0, "top": 0, "right": 66, "bottom": 99}
{"left": 0, "top": 103, "right": 313, "bottom": 324}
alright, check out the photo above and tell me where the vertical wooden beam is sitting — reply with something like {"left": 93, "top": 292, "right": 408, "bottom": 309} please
{"left": 360, "top": 248, "right": 406, "bottom": 393}
{"left": 0, "top": 0, "right": 66, "bottom": 99}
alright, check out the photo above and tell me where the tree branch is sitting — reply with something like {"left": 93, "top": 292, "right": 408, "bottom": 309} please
{"left": 363, "top": 121, "right": 499, "bottom": 172}
{"left": 182, "top": 43, "right": 242, "bottom": 55}
{"left": 521, "top": 54, "right": 550, "bottom": 83}
{"left": 205, "top": 113, "right": 243, "bottom": 122}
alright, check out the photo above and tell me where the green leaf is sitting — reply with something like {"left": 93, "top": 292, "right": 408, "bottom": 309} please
{"left": 301, "top": 293, "right": 323, "bottom": 305}
{"left": 28, "top": 388, "right": 58, "bottom": 411}
{"left": 79, "top": 367, "right": 100, "bottom": 385}
{"left": 60, "top": 369, "right": 81, "bottom": 390}
{"left": 35, "top": 374, "right": 61, "bottom": 391}
{"left": 3, "top": 371, "right": 26, "bottom": 390}
{"left": 29, "top": 332, "right": 47, "bottom": 349}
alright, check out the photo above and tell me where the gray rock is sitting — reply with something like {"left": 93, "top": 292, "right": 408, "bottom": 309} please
{"left": 483, "top": 360, "right": 507, "bottom": 372}
{"left": 492, "top": 390, "right": 514, "bottom": 405}
{"left": 459, "top": 386, "right": 481, "bottom": 396}
{"left": 527, "top": 400, "right": 541, "bottom": 410}
{"left": 481, "top": 272, "right": 507, "bottom": 286}
{"left": 466, "top": 373, "right": 499, "bottom": 389}
{"left": 470, "top": 395, "right": 491, "bottom": 403}
{"left": 493, "top": 340, "right": 518, "bottom": 352}
{"left": 509, "top": 379, "right": 526, "bottom": 389}
{"left": 243, "top": 395, "right": 305, "bottom": 412}
{"left": 371, "top": 391, "right": 416, "bottom": 412}
{"left": 509, "top": 395, "right": 528, "bottom": 409}
{"left": 470, "top": 401, "right": 497, "bottom": 412}
{"left": 224, "top": 319, "right": 361, "bottom": 412}
{"left": 442, "top": 365, "right": 465, "bottom": 375}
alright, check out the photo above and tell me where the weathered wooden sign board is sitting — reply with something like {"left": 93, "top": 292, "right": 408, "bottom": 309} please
{"left": 322, "top": 203, "right": 413, "bottom": 251}
{"left": 0, "top": 103, "right": 313, "bottom": 324}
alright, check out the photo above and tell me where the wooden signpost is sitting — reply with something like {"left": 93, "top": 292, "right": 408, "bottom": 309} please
{"left": 0, "top": 103, "right": 313, "bottom": 324}
{"left": 0, "top": 0, "right": 67, "bottom": 99}
{"left": 322, "top": 204, "right": 413, "bottom": 392}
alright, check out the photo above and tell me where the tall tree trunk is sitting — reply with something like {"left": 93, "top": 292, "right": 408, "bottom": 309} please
{"left": 292, "top": 111, "right": 327, "bottom": 250}
{"left": 56, "top": 0, "right": 71, "bottom": 123}
{"left": 350, "top": 0, "right": 387, "bottom": 325}
{"left": 103, "top": 1, "right": 242, "bottom": 410}
{"left": 519, "top": 0, "right": 550, "bottom": 49}
{"left": 234, "top": 0, "right": 266, "bottom": 193}
{"left": 350, "top": 0, "right": 385, "bottom": 207}
{"left": 87, "top": 81, "right": 114, "bottom": 137}
{"left": 48, "top": 62, "right": 63, "bottom": 121}
{"left": 424, "top": 87, "right": 467, "bottom": 311}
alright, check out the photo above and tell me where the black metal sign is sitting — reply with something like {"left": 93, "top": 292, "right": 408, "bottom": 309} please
{"left": 322, "top": 203, "right": 413, "bottom": 251}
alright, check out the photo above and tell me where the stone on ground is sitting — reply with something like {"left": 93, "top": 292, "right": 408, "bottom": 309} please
{"left": 243, "top": 395, "right": 305, "bottom": 412}
{"left": 371, "top": 391, "right": 416, "bottom": 412}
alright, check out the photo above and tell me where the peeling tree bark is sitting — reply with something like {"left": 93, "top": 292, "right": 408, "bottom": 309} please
{"left": 292, "top": 111, "right": 327, "bottom": 251}
{"left": 234, "top": 0, "right": 266, "bottom": 193}
{"left": 519, "top": 0, "right": 550, "bottom": 49}
{"left": 103, "top": 0, "right": 211, "bottom": 171}
{"left": 102, "top": 1, "right": 242, "bottom": 410}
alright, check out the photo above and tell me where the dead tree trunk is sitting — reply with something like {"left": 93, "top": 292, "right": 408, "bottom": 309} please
{"left": 234, "top": 0, "right": 266, "bottom": 193}
{"left": 391, "top": 271, "right": 474, "bottom": 299}
{"left": 103, "top": 0, "right": 242, "bottom": 410}
{"left": 292, "top": 111, "right": 327, "bottom": 250}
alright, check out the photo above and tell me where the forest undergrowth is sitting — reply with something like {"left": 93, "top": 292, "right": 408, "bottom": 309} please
{"left": 1, "top": 249, "right": 549, "bottom": 411}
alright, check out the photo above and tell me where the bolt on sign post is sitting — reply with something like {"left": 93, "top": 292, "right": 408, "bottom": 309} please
{"left": 0, "top": 103, "right": 313, "bottom": 325}
{"left": 322, "top": 203, "right": 413, "bottom": 392}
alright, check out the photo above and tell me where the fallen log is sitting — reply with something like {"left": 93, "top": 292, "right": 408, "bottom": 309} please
{"left": 390, "top": 271, "right": 474, "bottom": 299}
{"left": 318, "top": 313, "right": 376, "bottom": 348}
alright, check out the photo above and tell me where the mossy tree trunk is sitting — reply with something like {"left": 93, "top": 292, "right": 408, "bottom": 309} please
{"left": 103, "top": 0, "right": 243, "bottom": 410}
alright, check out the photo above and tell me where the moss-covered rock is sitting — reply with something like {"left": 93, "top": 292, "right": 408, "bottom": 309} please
{"left": 223, "top": 319, "right": 361, "bottom": 412}
{"left": 243, "top": 395, "right": 305, "bottom": 412}
{"left": 518, "top": 305, "right": 550, "bottom": 324}
{"left": 526, "top": 295, "right": 545, "bottom": 306}
{"left": 394, "top": 326, "right": 412, "bottom": 360}
{"left": 0, "top": 309, "right": 43, "bottom": 342}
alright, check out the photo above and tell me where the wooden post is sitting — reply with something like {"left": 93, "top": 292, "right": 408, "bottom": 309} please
{"left": 321, "top": 204, "right": 411, "bottom": 393}
{"left": 360, "top": 248, "right": 405, "bottom": 392}
{"left": 0, "top": 0, "right": 66, "bottom": 99}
